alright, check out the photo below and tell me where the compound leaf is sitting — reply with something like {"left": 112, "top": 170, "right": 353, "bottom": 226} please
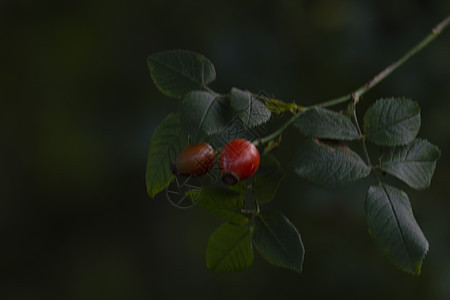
{"left": 294, "top": 107, "right": 360, "bottom": 140}
{"left": 380, "top": 139, "right": 441, "bottom": 190}
{"left": 147, "top": 50, "right": 216, "bottom": 99}
{"left": 291, "top": 138, "right": 371, "bottom": 187}
{"left": 365, "top": 184, "right": 428, "bottom": 275}
{"left": 206, "top": 223, "right": 253, "bottom": 273}
{"left": 146, "top": 114, "right": 187, "bottom": 197}
{"left": 253, "top": 211, "right": 304, "bottom": 273}
{"left": 229, "top": 88, "right": 271, "bottom": 128}
{"left": 364, "top": 98, "right": 420, "bottom": 146}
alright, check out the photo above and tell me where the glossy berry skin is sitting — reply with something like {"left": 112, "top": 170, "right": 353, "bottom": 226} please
{"left": 171, "top": 143, "right": 215, "bottom": 177}
{"left": 219, "top": 139, "right": 260, "bottom": 185}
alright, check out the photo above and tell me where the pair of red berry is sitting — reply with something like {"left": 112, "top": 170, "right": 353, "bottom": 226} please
{"left": 171, "top": 139, "right": 260, "bottom": 185}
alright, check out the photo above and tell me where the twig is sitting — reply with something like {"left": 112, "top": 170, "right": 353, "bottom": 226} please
{"left": 256, "top": 15, "right": 450, "bottom": 145}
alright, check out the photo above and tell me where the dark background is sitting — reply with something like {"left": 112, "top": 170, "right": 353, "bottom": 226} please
{"left": 2, "top": 0, "right": 450, "bottom": 299}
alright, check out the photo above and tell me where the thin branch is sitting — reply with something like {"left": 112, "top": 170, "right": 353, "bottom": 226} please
{"left": 354, "top": 14, "right": 450, "bottom": 103}
{"left": 255, "top": 15, "right": 450, "bottom": 146}
{"left": 253, "top": 110, "right": 306, "bottom": 146}
{"left": 319, "top": 93, "right": 353, "bottom": 108}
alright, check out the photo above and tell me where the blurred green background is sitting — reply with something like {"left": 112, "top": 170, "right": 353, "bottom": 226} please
{"left": 2, "top": 0, "right": 450, "bottom": 299}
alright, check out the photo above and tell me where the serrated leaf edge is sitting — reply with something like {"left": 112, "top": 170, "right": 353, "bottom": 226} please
{"left": 366, "top": 184, "right": 428, "bottom": 275}
{"left": 145, "top": 114, "right": 183, "bottom": 197}
{"left": 254, "top": 212, "right": 304, "bottom": 273}
{"left": 147, "top": 50, "right": 216, "bottom": 98}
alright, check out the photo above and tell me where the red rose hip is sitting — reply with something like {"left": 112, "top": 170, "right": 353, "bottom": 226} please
{"left": 219, "top": 138, "right": 260, "bottom": 185}
{"left": 171, "top": 143, "right": 215, "bottom": 177}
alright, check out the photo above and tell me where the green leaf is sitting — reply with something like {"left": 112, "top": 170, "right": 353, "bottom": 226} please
{"left": 365, "top": 184, "right": 428, "bottom": 275}
{"left": 253, "top": 211, "right": 304, "bottom": 273}
{"left": 364, "top": 98, "right": 420, "bottom": 146}
{"left": 230, "top": 180, "right": 248, "bottom": 194}
{"left": 180, "top": 90, "right": 234, "bottom": 137}
{"left": 291, "top": 138, "right": 371, "bottom": 188}
{"left": 380, "top": 139, "right": 441, "bottom": 190}
{"left": 186, "top": 187, "right": 248, "bottom": 225}
{"left": 146, "top": 114, "right": 187, "bottom": 197}
{"left": 147, "top": 50, "right": 216, "bottom": 99}
{"left": 265, "top": 98, "right": 298, "bottom": 114}
{"left": 294, "top": 107, "right": 360, "bottom": 140}
{"left": 229, "top": 88, "right": 271, "bottom": 128}
{"left": 252, "top": 155, "right": 285, "bottom": 203}
{"left": 206, "top": 223, "right": 253, "bottom": 273}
